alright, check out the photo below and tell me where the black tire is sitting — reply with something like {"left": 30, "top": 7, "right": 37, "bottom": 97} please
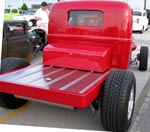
{"left": 146, "top": 24, "right": 149, "bottom": 31}
{"left": 0, "top": 57, "right": 30, "bottom": 109}
{"left": 140, "top": 26, "right": 144, "bottom": 34}
{"left": 101, "top": 70, "right": 136, "bottom": 132}
{"left": 139, "top": 46, "right": 149, "bottom": 71}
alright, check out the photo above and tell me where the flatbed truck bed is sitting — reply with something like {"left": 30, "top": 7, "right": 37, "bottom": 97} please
{"left": 0, "top": 64, "right": 111, "bottom": 108}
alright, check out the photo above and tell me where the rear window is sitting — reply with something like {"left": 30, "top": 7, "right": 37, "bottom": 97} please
{"left": 68, "top": 11, "right": 103, "bottom": 26}
{"left": 133, "top": 11, "right": 142, "bottom": 16}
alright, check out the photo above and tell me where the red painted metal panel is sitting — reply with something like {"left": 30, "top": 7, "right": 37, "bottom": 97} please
{"left": 63, "top": 73, "right": 103, "bottom": 93}
{"left": 0, "top": 65, "right": 111, "bottom": 108}
{"left": 44, "top": 1, "right": 133, "bottom": 70}
{"left": 45, "top": 70, "right": 86, "bottom": 89}
{"left": 0, "top": 1, "right": 133, "bottom": 109}
{"left": 43, "top": 44, "right": 111, "bottom": 72}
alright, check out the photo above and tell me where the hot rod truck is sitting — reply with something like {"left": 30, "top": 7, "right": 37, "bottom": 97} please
{"left": 0, "top": 1, "right": 149, "bottom": 132}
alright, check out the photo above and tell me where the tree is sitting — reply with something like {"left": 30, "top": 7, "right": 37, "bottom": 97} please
{"left": 21, "top": 3, "right": 28, "bottom": 10}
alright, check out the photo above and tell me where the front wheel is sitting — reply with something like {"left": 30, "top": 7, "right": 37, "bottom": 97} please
{"left": 0, "top": 57, "right": 30, "bottom": 109}
{"left": 101, "top": 70, "right": 136, "bottom": 132}
{"left": 139, "top": 46, "right": 149, "bottom": 71}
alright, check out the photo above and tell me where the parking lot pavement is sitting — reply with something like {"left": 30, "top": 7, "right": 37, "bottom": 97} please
{"left": 130, "top": 88, "right": 150, "bottom": 132}
{"left": 0, "top": 30, "right": 150, "bottom": 131}
{"left": 128, "top": 30, "right": 150, "bottom": 132}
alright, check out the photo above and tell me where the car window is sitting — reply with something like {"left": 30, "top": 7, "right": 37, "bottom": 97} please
{"left": 23, "top": 10, "right": 36, "bottom": 15}
{"left": 4, "top": 9, "right": 10, "bottom": 13}
{"left": 133, "top": 11, "right": 142, "bottom": 16}
{"left": 8, "top": 22, "right": 27, "bottom": 37}
{"left": 68, "top": 11, "right": 103, "bottom": 26}
{"left": 12, "top": 9, "right": 18, "bottom": 13}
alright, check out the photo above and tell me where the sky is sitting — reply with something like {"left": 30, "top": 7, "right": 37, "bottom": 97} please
{"left": 121, "top": 0, "right": 150, "bottom": 9}
{"left": 5, "top": 0, "right": 150, "bottom": 9}
{"left": 5, "top": 0, "right": 57, "bottom": 8}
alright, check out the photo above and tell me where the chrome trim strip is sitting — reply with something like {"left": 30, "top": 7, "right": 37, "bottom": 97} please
{"left": 11, "top": 66, "right": 52, "bottom": 81}
{"left": 59, "top": 72, "right": 93, "bottom": 90}
{"left": 28, "top": 68, "right": 65, "bottom": 84}
{"left": 44, "top": 70, "right": 78, "bottom": 87}
{"left": 79, "top": 70, "right": 110, "bottom": 94}
{"left": 0, "top": 63, "right": 44, "bottom": 80}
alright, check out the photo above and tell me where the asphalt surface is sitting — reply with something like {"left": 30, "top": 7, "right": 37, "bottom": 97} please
{"left": 129, "top": 30, "right": 150, "bottom": 132}
{"left": 0, "top": 29, "right": 150, "bottom": 132}
{"left": 130, "top": 90, "right": 150, "bottom": 132}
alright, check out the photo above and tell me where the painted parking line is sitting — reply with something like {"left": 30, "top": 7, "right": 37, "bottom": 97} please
{"left": 0, "top": 102, "right": 33, "bottom": 124}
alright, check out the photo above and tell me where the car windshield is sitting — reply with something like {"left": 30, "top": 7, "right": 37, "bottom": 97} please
{"left": 133, "top": 11, "right": 142, "bottom": 16}
{"left": 23, "top": 10, "right": 36, "bottom": 15}
{"left": 4, "top": 9, "right": 10, "bottom": 13}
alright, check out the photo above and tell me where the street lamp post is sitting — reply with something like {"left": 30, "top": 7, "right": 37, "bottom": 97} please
{"left": 144, "top": 0, "right": 146, "bottom": 9}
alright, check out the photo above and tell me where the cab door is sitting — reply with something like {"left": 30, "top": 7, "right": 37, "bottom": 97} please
{"left": 1, "top": 24, "right": 8, "bottom": 59}
{"left": 6, "top": 21, "right": 33, "bottom": 60}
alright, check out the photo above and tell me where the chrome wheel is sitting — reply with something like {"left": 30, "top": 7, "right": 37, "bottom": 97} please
{"left": 28, "top": 21, "right": 33, "bottom": 27}
{"left": 128, "top": 85, "right": 135, "bottom": 120}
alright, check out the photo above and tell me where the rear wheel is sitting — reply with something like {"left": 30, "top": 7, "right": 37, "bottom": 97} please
{"left": 140, "top": 26, "right": 144, "bottom": 34}
{"left": 101, "top": 70, "right": 136, "bottom": 132}
{"left": 146, "top": 24, "right": 149, "bottom": 31}
{"left": 0, "top": 57, "right": 30, "bottom": 109}
{"left": 139, "top": 46, "right": 149, "bottom": 71}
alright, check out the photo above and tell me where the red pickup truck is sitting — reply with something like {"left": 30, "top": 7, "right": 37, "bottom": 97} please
{"left": 0, "top": 1, "right": 148, "bottom": 132}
